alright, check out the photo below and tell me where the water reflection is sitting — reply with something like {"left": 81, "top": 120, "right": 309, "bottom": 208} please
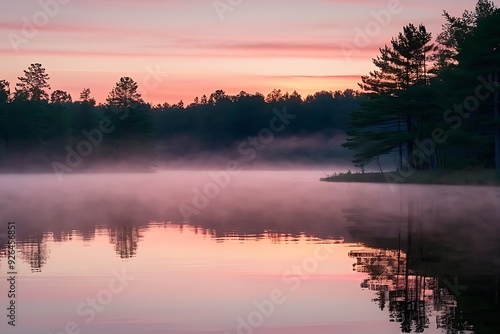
{"left": 18, "top": 233, "right": 50, "bottom": 273}
{"left": 0, "top": 172, "right": 499, "bottom": 333}
{"left": 2, "top": 221, "right": 496, "bottom": 334}
{"left": 108, "top": 225, "right": 143, "bottom": 259}
{"left": 0, "top": 223, "right": 498, "bottom": 333}
{"left": 0, "top": 219, "right": 497, "bottom": 333}
{"left": 345, "top": 200, "right": 500, "bottom": 334}
{"left": 350, "top": 247, "right": 472, "bottom": 333}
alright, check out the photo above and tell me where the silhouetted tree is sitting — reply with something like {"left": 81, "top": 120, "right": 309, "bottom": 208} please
{"left": 266, "top": 88, "right": 283, "bottom": 103}
{"left": 173, "top": 100, "right": 184, "bottom": 109}
{"left": 50, "top": 90, "right": 72, "bottom": 104}
{"left": 106, "top": 77, "right": 144, "bottom": 108}
{"left": 201, "top": 94, "right": 208, "bottom": 104}
{"left": 453, "top": 8, "right": 500, "bottom": 170}
{"left": 288, "top": 90, "right": 302, "bottom": 103}
{"left": 103, "top": 77, "right": 155, "bottom": 169}
{"left": 345, "top": 24, "right": 436, "bottom": 170}
{"left": 435, "top": 0, "right": 497, "bottom": 71}
{"left": 79, "top": 88, "right": 96, "bottom": 105}
{"left": 14, "top": 63, "right": 51, "bottom": 101}
{"left": 343, "top": 89, "right": 358, "bottom": 98}
{"left": 0, "top": 80, "right": 10, "bottom": 103}
{"left": 209, "top": 89, "right": 228, "bottom": 104}
{"left": 0, "top": 80, "right": 9, "bottom": 157}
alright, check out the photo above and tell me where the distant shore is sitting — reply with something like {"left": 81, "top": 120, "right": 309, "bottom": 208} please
{"left": 320, "top": 169, "right": 500, "bottom": 186}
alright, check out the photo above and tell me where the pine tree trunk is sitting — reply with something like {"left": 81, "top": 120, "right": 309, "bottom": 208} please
{"left": 376, "top": 156, "right": 383, "bottom": 173}
{"left": 407, "top": 114, "right": 412, "bottom": 165}
{"left": 399, "top": 115, "right": 403, "bottom": 170}
{"left": 494, "top": 72, "right": 500, "bottom": 172}
{"left": 405, "top": 67, "right": 412, "bottom": 168}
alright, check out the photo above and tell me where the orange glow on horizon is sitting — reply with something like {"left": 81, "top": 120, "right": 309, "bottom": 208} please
{"left": 1, "top": 0, "right": 491, "bottom": 104}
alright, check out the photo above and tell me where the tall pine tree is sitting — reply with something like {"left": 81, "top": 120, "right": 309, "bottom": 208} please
{"left": 344, "top": 24, "right": 435, "bottom": 170}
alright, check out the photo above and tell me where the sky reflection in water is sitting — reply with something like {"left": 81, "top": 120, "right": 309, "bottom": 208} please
{"left": 0, "top": 171, "right": 498, "bottom": 334}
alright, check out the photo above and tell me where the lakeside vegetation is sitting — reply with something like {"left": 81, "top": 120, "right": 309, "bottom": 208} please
{"left": 0, "top": 67, "right": 357, "bottom": 172}
{"left": 344, "top": 0, "right": 500, "bottom": 176}
{"left": 342, "top": 0, "right": 500, "bottom": 174}
{"left": 322, "top": 0, "right": 500, "bottom": 185}
{"left": 321, "top": 169, "right": 500, "bottom": 186}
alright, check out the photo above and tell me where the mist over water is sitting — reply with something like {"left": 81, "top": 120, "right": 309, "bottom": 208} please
{"left": 0, "top": 170, "right": 499, "bottom": 333}
{"left": 2, "top": 169, "right": 499, "bottom": 277}
{"left": 1, "top": 170, "right": 499, "bottom": 237}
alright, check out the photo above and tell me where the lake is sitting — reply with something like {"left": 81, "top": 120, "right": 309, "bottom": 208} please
{"left": 0, "top": 171, "right": 499, "bottom": 334}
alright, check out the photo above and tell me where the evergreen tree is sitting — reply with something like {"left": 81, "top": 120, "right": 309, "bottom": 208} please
{"left": 50, "top": 90, "right": 72, "bottom": 104}
{"left": 0, "top": 80, "right": 10, "bottom": 103}
{"left": 435, "top": 0, "right": 496, "bottom": 71}
{"left": 106, "top": 77, "right": 144, "bottom": 108}
{"left": 345, "top": 24, "right": 435, "bottom": 170}
{"left": 14, "top": 63, "right": 51, "bottom": 101}
{"left": 79, "top": 88, "right": 96, "bottom": 105}
{"left": 0, "top": 80, "right": 9, "bottom": 158}
{"left": 452, "top": 9, "right": 500, "bottom": 170}
{"left": 105, "top": 77, "right": 155, "bottom": 169}
{"left": 266, "top": 89, "right": 283, "bottom": 103}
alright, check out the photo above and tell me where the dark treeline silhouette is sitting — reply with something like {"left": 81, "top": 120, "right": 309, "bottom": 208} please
{"left": 345, "top": 0, "right": 500, "bottom": 172}
{"left": 0, "top": 64, "right": 358, "bottom": 172}
{"left": 152, "top": 88, "right": 357, "bottom": 163}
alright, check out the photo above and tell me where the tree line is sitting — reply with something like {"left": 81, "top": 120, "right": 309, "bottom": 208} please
{"left": 344, "top": 0, "right": 500, "bottom": 172}
{"left": 0, "top": 65, "right": 358, "bottom": 171}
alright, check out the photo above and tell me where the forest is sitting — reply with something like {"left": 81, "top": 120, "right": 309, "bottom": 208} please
{"left": 0, "top": 72, "right": 358, "bottom": 172}
{"left": 0, "top": 0, "right": 499, "bottom": 174}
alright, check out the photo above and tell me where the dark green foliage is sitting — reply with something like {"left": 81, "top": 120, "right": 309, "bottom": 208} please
{"left": 0, "top": 80, "right": 9, "bottom": 104}
{"left": 344, "top": 1, "right": 500, "bottom": 171}
{"left": 50, "top": 90, "right": 72, "bottom": 104}
{"left": 0, "top": 66, "right": 358, "bottom": 170}
{"left": 14, "top": 63, "right": 51, "bottom": 102}
{"left": 347, "top": 24, "right": 436, "bottom": 170}
{"left": 151, "top": 90, "right": 357, "bottom": 157}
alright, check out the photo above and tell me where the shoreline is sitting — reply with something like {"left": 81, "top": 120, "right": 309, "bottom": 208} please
{"left": 320, "top": 169, "right": 500, "bottom": 186}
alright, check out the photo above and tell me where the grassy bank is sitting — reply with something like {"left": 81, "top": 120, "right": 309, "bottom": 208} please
{"left": 320, "top": 169, "right": 500, "bottom": 186}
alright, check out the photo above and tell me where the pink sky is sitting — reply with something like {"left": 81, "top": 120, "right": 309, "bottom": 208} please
{"left": 0, "top": 0, "right": 496, "bottom": 104}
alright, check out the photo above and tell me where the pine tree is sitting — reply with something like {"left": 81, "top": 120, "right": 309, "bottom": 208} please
{"left": 105, "top": 77, "right": 155, "bottom": 169}
{"left": 435, "top": 0, "right": 497, "bottom": 71}
{"left": 453, "top": 9, "right": 500, "bottom": 170}
{"left": 106, "top": 77, "right": 144, "bottom": 108}
{"left": 345, "top": 24, "right": 436, "bottom": 170}
{"left": 50, "top": 90, "right": 72, "bottom": 104}
{"left": 0, "top": 80, "right": 10, "bottom": 103}
{"left": 14, "top": 63, "right": 51, "bottom": 101}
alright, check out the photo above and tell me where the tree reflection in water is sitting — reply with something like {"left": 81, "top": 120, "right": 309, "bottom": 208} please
{"left": 18, "top": 233, "right": 50, "bottom": 273}
{"left": 108, "top": 225, "right": 142, "bottom": 259}
{"left": 345, "top": 200, "right": 497, "bottom": 334}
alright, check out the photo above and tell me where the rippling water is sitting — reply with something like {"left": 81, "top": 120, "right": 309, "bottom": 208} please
{"left": 0, "top": 171, "right": 499, "bottom": 334}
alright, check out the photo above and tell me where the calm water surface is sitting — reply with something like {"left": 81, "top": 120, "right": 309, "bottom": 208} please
{"left": 0, "top": 171, "right": 499, "bottom": 334}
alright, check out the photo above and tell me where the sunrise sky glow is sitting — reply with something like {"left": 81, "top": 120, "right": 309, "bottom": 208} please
{"left": 1, "top": 0, "right": 497, "bottom": 104}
